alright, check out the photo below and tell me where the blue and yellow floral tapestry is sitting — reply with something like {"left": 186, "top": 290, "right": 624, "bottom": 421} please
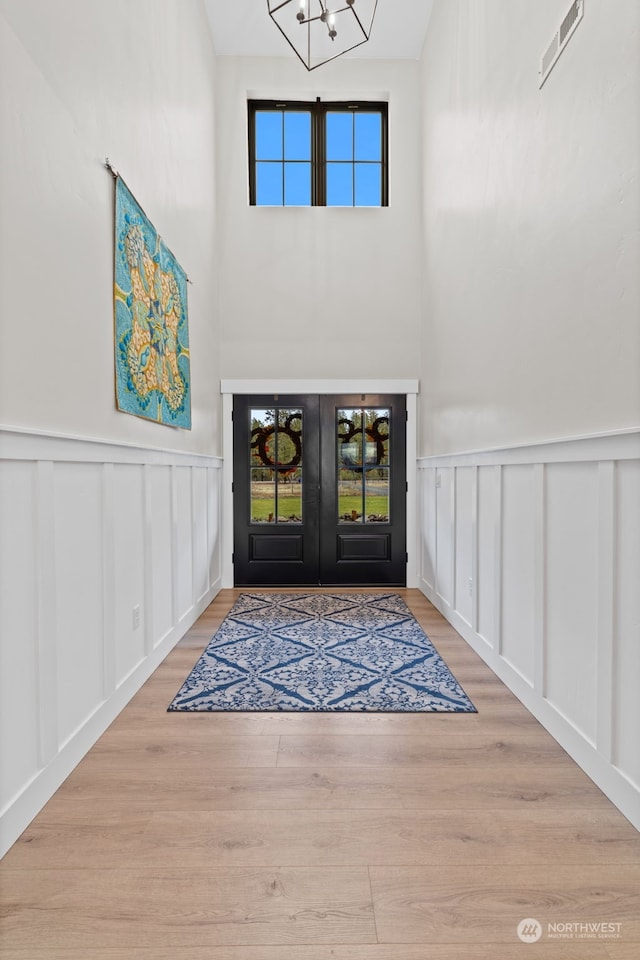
{"left": 114, "top": 177, "right": 191, "bottom": 428}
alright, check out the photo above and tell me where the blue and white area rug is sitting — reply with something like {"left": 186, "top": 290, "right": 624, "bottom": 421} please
{"left": 168, "top": 593, "right": 476, "bottom": 713}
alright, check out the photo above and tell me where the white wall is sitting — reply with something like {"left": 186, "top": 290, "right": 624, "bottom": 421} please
{"left": 215, "top": 56, "right": 422, "bottom": 381}
{"left": 0, "top": 0, "right": 222, "bottom": 855}
{"left": 0, "top": 0, "right": 221, "bottom": 453}
{"left": 417, "top": 0, "right": 640, "bottom": 830}
{"left": 419, "top": 0, "right": 640, "bottom": 456}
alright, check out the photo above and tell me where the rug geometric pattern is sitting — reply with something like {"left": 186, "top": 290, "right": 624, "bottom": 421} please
{"left": 168, "top": 593, "right": 477, "bottom": 713}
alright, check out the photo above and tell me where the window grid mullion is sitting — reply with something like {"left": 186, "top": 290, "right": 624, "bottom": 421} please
{"left": 281, "top": 110, "right": 285, "bottom": 206}
{"left": 382, "top": 104, "right": 388, "bottom": 205}
{"left": 352, "top": 111, "right": 356, "bottom": 207}
{"left": 315, "top": 100, "right": 324, "bottom": 206}
{"left": 250, "top": 99, "right": 387, "bottom": 207}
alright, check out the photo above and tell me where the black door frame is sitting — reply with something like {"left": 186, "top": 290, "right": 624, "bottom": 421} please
{"left": 233, "top": 393, "right": 321, "bottom": 586}
{"left": 220, "top": 381, "right": 419, "bottom": 589}
{"left": 318, "top": 394, "right": 407, "bottom": 585}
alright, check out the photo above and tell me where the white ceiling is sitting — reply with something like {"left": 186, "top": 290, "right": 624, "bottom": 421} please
{"left": 204, "top": 1, "right": 434, "bottom": 61}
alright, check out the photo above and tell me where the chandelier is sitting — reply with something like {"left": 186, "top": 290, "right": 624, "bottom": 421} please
{"left": 267, "top": 1, "right": 378, "bottom": 71}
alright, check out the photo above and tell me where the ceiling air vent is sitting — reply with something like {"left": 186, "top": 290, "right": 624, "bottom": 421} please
{"left": 539, "top": 0, "right": 584, "bottom": 88}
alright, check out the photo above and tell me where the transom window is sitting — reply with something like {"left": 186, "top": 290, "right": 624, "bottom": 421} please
{"left": 248, "top": 99, "right": 388, "bottom": 207}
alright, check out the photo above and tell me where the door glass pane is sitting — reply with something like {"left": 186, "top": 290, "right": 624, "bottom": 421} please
{"left": 278, "top": 476, "right": 302, "bottom": 522}
{"left": 365, "top": 466, "right": 389, "bottom": 522}
{"left": 250, "top": 407, "right": 303, "bottom": 524}
{"left": 369, "top": 409, "right": 390, "bottom": 465}
{"left": 338, "top": 468, "right": 362, "bottom": 523}
{"left": 338, "top": 408, "right": 362, "bottom": 523}
{"left": 276, "top": 410, "right": 303, "bottom": 523}
{"left": 337, "top": 408, "right": 390, "bottom": 524}
{"left": 250, "top": 409, "right": 275, "bottom": 523}
{"left": 251, "top": 467, "right": 275, "bottom": 523}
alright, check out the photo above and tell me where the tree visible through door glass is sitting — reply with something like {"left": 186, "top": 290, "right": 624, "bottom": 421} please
{"left": 250, "top": 408, "right": 303, "bottom": 523}
{"left": 337, "top": 408, "right": 390, "bottom": 523}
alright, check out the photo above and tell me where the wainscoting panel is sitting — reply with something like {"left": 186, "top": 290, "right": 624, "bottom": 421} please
{"left": 113, "top": 464, "right": 146, "bottom": 687}
{"left": 417, "top": 430, "right": 640, "bottom": 831}
{"left": 421, "top": 467, "right": 436, "bottom": 592}
{"left": 545, "top": 462, "right": 599, "bottom": 744}
{"left": 454, "top": 466, "right": 474, "bottom": 629}
{"left": 174, "top": 466, "right": 195, "bottom": 624}
{"left": 615, "top": 459, "right": 640, "bottom": 788}
{"left": 0, "top": 427, "right": 223, "bottom": 857}
{"left": 435, "top": 467, "right": 454, "bottom": 610}
{"left": 0, "top": 461, "right": 40, "bottom": 806}
{"left": 477, "top": 465, "right": 499, "bottom": 647}
{"left": 54, "top": 462, "right": 106, "bottom": 747}
{"left": 207, "top": 467, "right": 221, "bottom": 589}
{"left": 501, "top": 465, "right": 535, "bottom": 684}
{"left": 148, "top": 465, "right": 174, "bottom": 647}
{"left": 192, "top": 467, "right": 209, "bottom": 604}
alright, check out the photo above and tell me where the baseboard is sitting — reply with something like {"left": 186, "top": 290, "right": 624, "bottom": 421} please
{"left": 0, "top": 578, "right": 221, "bottom": 859}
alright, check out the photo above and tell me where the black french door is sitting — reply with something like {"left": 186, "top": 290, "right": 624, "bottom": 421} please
{"left": 233, "top": 394, "right": 406, "bottom": 586}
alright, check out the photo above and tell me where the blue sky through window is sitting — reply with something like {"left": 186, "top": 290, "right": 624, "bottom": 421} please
{"left": 256, "top": 110, "right": 311, "bottom": 206}
{"left": 253, "top": 104, "right": 384, "bottom": 207}
{"left": 326, "top": 111, "right": 382, "bottom": 206}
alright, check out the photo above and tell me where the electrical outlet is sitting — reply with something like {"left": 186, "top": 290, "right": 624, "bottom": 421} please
{"left": 468, "top": 578, "right": 473, "bottom": 597}
{"left": 435, "top": 474, "right": 442, "bottom": 488}
{"left": 132, "top": 605, "right": 141, "bottom": 630}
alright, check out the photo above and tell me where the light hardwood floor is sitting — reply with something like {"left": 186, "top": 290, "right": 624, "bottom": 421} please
{"left": 1, "top": 589, "right": 638, "bottom": 959}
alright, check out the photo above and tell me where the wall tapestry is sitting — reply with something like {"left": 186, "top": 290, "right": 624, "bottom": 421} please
{"left": 113, "top": 177, "right": 191, "bottom": 428}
